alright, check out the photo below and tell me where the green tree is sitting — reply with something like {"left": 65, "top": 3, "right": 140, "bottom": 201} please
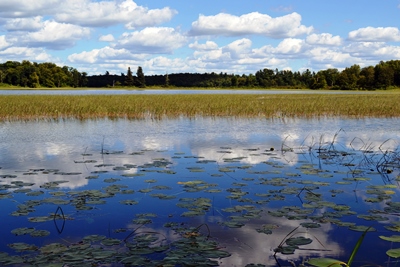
{"left": 80, "top": 72, "right": 88, "bottom": 87}
{"left": 320, "top": 68, "right": 339, "bottom": 87}
{"left": 29, "top": 72, "right": 40, "bottom": 88}
{"left": 337, "top": 64, "right": 360, "bottom": 90}
{"left": 231, "top": 75, "right": 238, "bottom": 87}
{"left": 0, "top": 69, "right": 7, "bottom": 83}
{"left": 256, "top": 68, "right": 275, "bottom": 87}
{"left": 164, "top": 73, "right": 170, "bottom": 87}
{"left": 310, "top": 72, "right": 327, "bottom": 89}
{"left": 245, "top": 74, "right": 256, "bottom": 87}
{"left": 136, "top": 66, "right": 145, "bottom": 88}
{"left": 358, "top": 66, "right": 375, "bottom": 90}
{"left": 374, "top": 61, "right": 394, "bottom": 89}
{"left": 301, "top": 69, "right": 313, "bottom": 88}
{"left": 125, "top": 67, "right": 134, "bottom": 86}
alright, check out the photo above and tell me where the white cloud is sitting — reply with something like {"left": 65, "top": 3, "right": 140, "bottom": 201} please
{"left": 116, "top": 27, "right": 187, "bottom": 54}
{"left": 68, "top": 46, "right": 138, "bottom": 64}
{"left": 309, "top": 47, "right": 353, "bottom": 66}
{"left": 0, "top": 0, "right": 62, "bottom": 18}
{"left": 4, "top": 16, "right": 43, "bottom": 31}
{"left": 189, "top": 39, "right": 290, "bottom": 73}
{"left": 348, "top": 26, "right": 400, "bottom": 42}
{"left": 0, "top": 0, "right": 176, "bottom": 28}
{"left": 21, "top": 20, "right": 91, "bottom": 50}
{"left": 222, "top": 38, "right": 252, "bottom": 59}
{"left": 0, "top": 46, "right": 54, "bottom": 62}
{"left": 54, "top": 0, "right": 177, "bottom": 28}
{"left": 189, "top": 41, "right": 219, "bottom": 51}
{"left": 306, "top": 33, "right": 342, "bottom": 46}
{"left": 99, "top": 34, "right": 115, "bottom": 42}
{"left": 0, "top": 35, "right": 10, "bottom": 49}
{"left": 193, "top": 49, "right": 230, "bottom": 62}
{"left": 189, "top": 12, "right": 313, "bottom": 38}
{"left": 275, "top": 38, "right": 305, "bottom": 54}
{"left": 344, "top": 42, "right": 400, "bottom": 59}
{"left": 145, "top": 56, "right": 188, "bottom": 73}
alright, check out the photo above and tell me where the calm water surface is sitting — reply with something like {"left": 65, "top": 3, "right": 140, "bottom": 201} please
{"left": 0, "top": 117, "right": 399, "bottom": 266}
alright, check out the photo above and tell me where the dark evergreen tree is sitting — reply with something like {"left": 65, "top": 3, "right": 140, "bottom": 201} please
{"left": 164, "top": 73, "right": 169, "bottom": 87}
{"left": 125, "top": 67, "right": 134, "bottom": 86}
{"left": 136, "top": 66, "right": 145, "bottom": 87}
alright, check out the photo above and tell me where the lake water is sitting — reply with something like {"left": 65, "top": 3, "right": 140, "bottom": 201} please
{"left": 0, "top": 117, "right": 399, "bottom": 266}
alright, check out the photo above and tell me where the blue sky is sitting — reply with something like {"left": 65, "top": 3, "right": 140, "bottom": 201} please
{"left": 0, "top": 0, "right": 399, "bottom": 75}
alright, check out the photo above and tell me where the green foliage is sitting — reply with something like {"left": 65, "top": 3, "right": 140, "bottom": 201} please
{"left": 136, "top": 66, "right": 146, "bottom": 88}
{"left": 2, "top": 59, "right": 400, "bottom": 89}
{"left": 0, "top": 60, "right": 86, "bottom": 88}
{"left": 125, "top": 67, "right": 134, "bottom": 86}
{"left": 307, "top": 226, "right": 372, "bottom": 267}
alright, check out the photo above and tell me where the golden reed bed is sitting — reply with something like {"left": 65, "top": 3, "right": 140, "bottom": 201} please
{"left": 0, "top": 93, "right": 399, "bottom": 120}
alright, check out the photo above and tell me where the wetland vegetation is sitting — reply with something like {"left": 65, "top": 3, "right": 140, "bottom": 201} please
{"left": 1, "top": 93, "right": 400, "bottom": 121}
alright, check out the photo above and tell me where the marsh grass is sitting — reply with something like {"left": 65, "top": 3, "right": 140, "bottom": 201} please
{"left": 1, "top": 93, "right": 400, "bottom": 121}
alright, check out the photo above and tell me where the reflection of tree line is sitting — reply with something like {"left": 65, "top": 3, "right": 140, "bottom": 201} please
{"left": 2, "top": 60, "right": 400, "bottom": 89}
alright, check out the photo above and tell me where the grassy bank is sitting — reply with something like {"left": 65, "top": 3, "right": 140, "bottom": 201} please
{"left": 0, "top": 93, "right": 399, "bottom": 121}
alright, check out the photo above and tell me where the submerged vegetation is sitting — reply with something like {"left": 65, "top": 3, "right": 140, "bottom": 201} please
{"left": 1, "top": 93, "right": 400, "bottom": 121}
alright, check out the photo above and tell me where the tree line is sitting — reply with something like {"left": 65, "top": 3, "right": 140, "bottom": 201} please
{"left": 0, "top": 60, "right": 87, "bottom": 88}
{"left": 1, "top": 60, "right": 400, "bottom": 90}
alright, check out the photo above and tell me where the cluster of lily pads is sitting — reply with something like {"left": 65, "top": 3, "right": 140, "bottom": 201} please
{"left": 0, "top": 135, "right": 399, "bottom": 266}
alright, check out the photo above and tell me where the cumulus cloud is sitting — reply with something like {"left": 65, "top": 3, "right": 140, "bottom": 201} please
{"left": 116, "top": 27, "right": 187, "bottom": 53}
{"left": 189, "top": 12, "right": 313, "bottom": 38}
{"left": 344, "top": 42, "right": 400, "bottom": 59}
{"left": 348, "top": 26, "right": 400, "bottom": 42}
{"left": 189, "top": 41, "right": 219, "bottom": 51}
{"left": 308, "top": 47, "right": 354, "bottom": 68}
{"left": 222, "top": 38, "right": 252, "bottom": 59}
{"left": 0, "top": 0, "right": 176, "bottom": 29}
{"left": 0, "top": 35, "right": 10, "bottom": 50}
{"left": 306, "top": 33, "right": 342, "bottom": 46}
{"left": 0, "top": 46, "right": 54, "bottom": 62}
{"left": 275, "top": 38, "right": 305, "bottom": 55}
{"left": 0, "top": 0, "right": 61, "bottom": 18}
{"left": 20, "top": 20, "right": 91, "bottom": 50}
{"left": 54, "top": 0, "right": 177, "bottom": 28}
{"left": 68, "top": 46, "right": 138, "bottom": 64}
{"left": 189, "top": 39, "right": 289, "bottom": 72}
{"left": 99, "top": 34, "right": 115, "bottom": 42}
{"left": 4, "top": 16, "right": 43, "bottom": 31}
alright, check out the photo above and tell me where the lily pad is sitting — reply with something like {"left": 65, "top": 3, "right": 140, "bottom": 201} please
{"left": 8, "top": 242, "right": 38, "bottom": 252}
{"left": 30, "top": 230, "right": 51, "bottom": 237}
{"left": 387, "top": 248, "right": 400, "bottom": 258}
{"left": 120, "top": 200, "right": 138, "bottom": 205}
{"left": 285, "top": 236, "right": 313, "bottom": 246}
{"left": 11, "top": 227, "right": 35, "bottom": 236}
{"left": 380, "top": 235, "right": 400, "bottom": 242}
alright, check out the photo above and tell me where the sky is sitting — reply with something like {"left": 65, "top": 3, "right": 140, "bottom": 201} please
{"left": 0, "top": 0, "right": 399, "bottom": 76}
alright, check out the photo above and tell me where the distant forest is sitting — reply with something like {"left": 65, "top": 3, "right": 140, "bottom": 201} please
{"left": 1, "top": 60, "right": 400, "bottom": 90}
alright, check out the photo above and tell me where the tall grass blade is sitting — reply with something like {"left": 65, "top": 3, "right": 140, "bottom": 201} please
{"left": 347, "top": 225, "right": 372, "bottom": 266}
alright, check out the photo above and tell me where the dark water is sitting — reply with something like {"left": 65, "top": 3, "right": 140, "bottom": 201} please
{"left": 0, "top": 117, "right": 399, "bottom": 266}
